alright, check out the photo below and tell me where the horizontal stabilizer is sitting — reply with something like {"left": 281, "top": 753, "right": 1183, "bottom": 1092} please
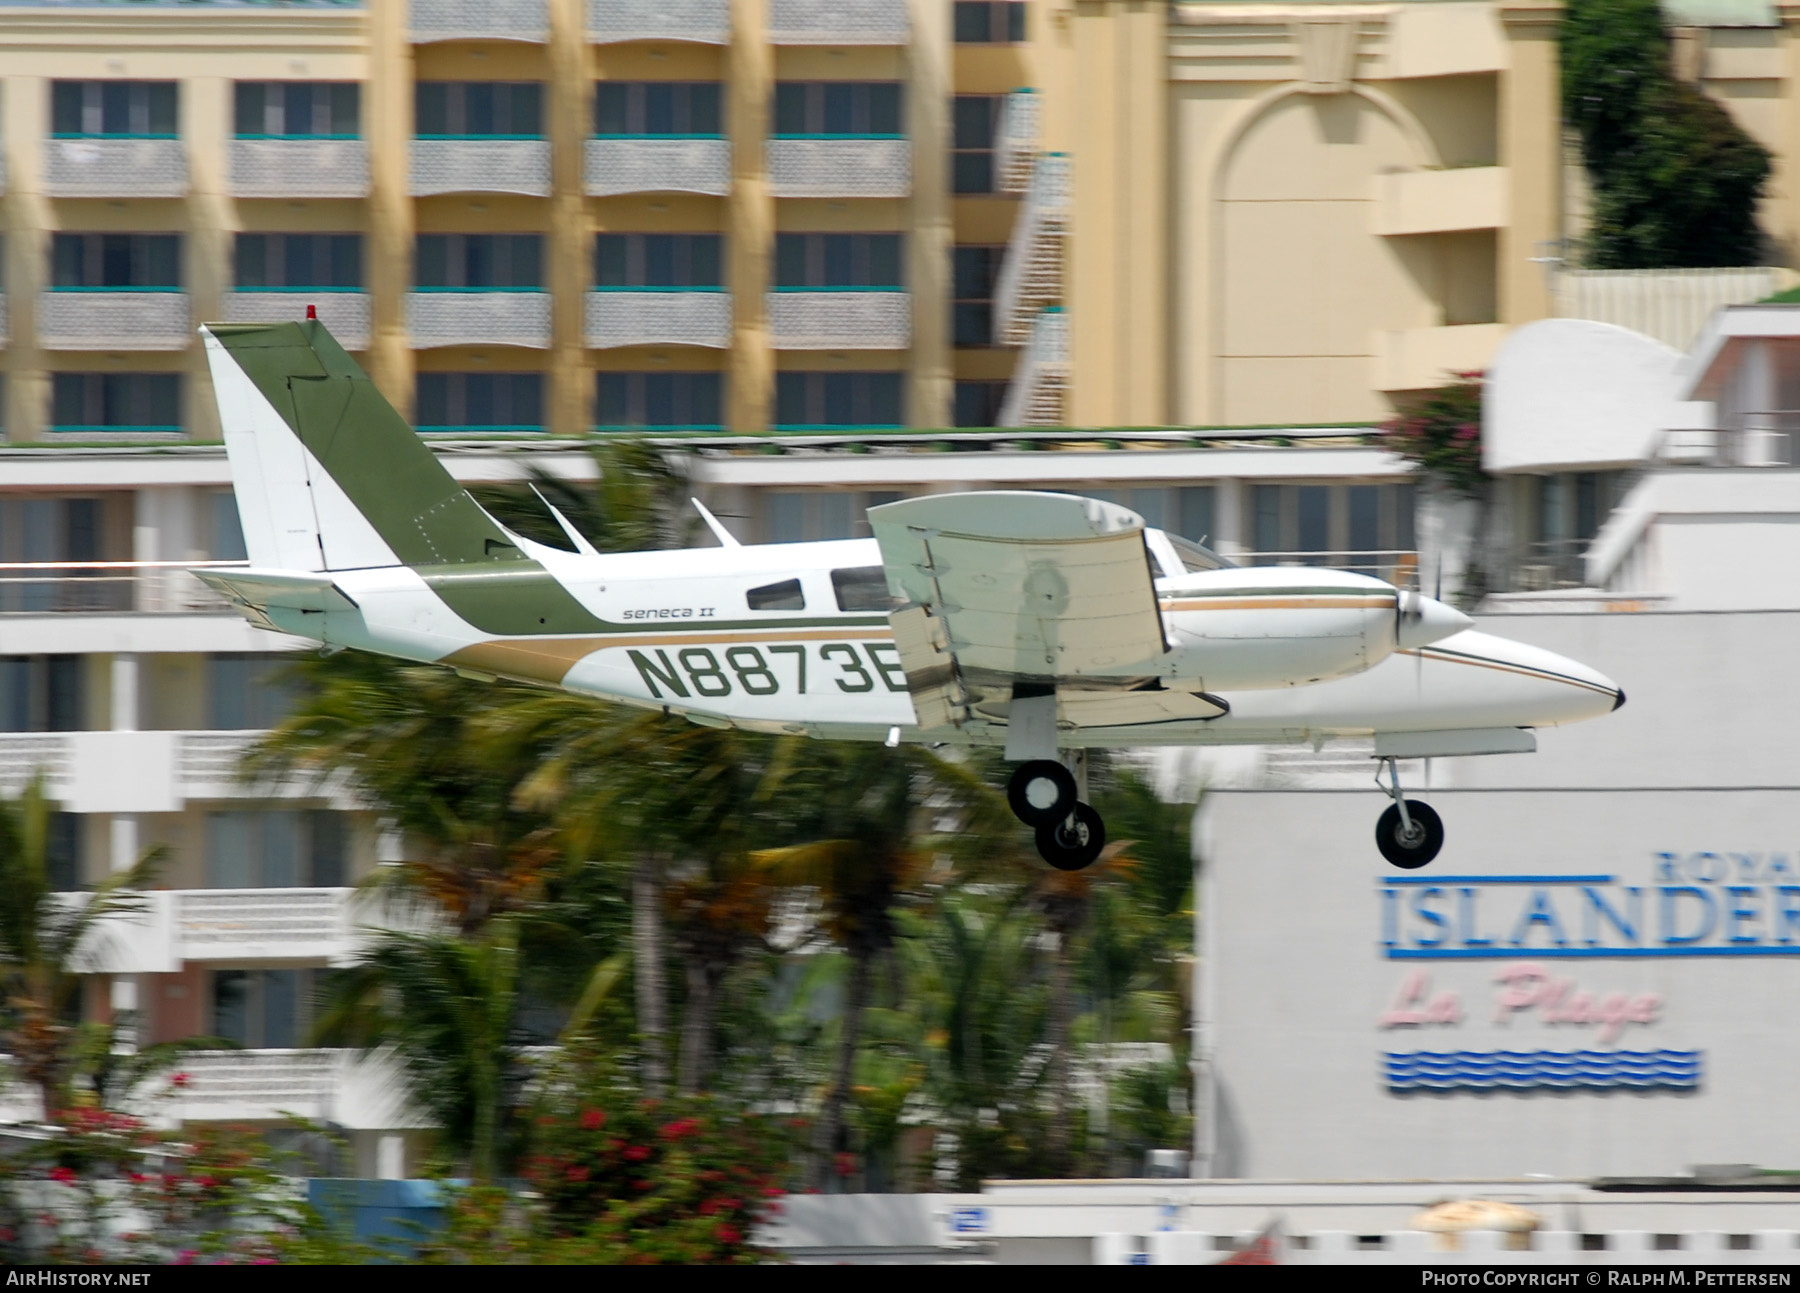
{"left": 193, "top": 568, "right": 360, "bottom": 614}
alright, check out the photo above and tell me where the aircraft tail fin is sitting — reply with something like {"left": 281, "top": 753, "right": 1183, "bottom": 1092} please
{"left": 201, "top": 319, "right": 520, "bottom": 572}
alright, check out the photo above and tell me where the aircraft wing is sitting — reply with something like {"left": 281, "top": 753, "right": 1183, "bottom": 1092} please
{"left": 869, "top": 492, "right": 1178, "bottom": 731}
{"left": 192, "top": 568, "right": 359, "bottom": 631}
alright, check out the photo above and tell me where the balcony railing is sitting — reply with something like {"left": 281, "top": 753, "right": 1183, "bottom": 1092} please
{"left": 409, "top": 0, "right": 548, "bottom": 41}
{"left": 996, "top": 307, "right": 1067, "bottom": 427}
{"left": 0, "top": 735, "right": 72, "bottom": 798}
{"left": 584, "top": 137, "right": 731, "bottom": 196}
{"left": 767, "top": 138, "right": 909, "bottom": 198}
{"left": 176, "top": 888, "right": 352, "bottom": 959}
{"left": 586, "top": 290, "right": 731, "bottom": 348}
{"left": 768, "top": 0, "right": 907, "bottom": 44}
{"left": 225, "top": 292, "right": 372, "bottom": 350}
{"left": 411, "top": 139, "right": 552, "bottom": 196}
{"left": 767, "top": 290, "right": 909, "bottom": 349}
{"left": 992, "top": 153, "right": 1068, "bottom": 345}
{"left": 407, "top": 291, "right": 553, "bottom": 348}
{"left": 43, "top": 138, "right": 186, "bottom": 198}
{"left": 1663, "top": 413, "right": 1800, "bottom": 468}
{"left": 229, "top": 138, "right": 370, "bottom": 199}
{"left": 38, "top": 291, "right": 190, "bottom": 351}
{"left": 173, "top": 1049, "right": 338, "bottom": 1120}
{"left": 0, "top": 560, "right": 245, "bottom": 615}
{"left": 993, "top": 89, "right": 1039, "bottom": 194}
{"left": 588, "top": 0, "right": 729, "bottom": 43}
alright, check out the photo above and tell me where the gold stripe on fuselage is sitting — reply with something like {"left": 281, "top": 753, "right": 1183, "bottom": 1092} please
{"left": 441, "top": 625, "right": 894, "bottom": 687}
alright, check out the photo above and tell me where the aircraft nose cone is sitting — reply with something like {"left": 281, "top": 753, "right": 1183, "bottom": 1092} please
{"left": 1612, "top": 687, "right": 1627, "bottom": 711}
{"left": 1396, "top": 594, "right": 1474, "bottom": 650}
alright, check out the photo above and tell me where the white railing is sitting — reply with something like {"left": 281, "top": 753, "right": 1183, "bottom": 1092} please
{"left": 36, "top": 292, "right": 190, "bottom": 351}
{"left": 587, "top": 0, "right": 729, "bottom": 43}
{"left": 229, "top": 139, "right": 370, "bottom": 199}
{"left": 410, "top": 139, "right": 552, "bottom": 197}
{"left": 175, "top": 888, "right": 349, "bottom": 955}
{"left": 225, "top": 292, "right": 372, "bottom": 351}
{"left": 0, "top": 560, "right": 247, "bottom": 614}
{"left": 1663, "top": 414, "right": 1799, "bottom": 468}
{"left": 585, "top": 291, "right": 732, "bottom": 348}
{"left": 767, "top": 138, "right": 910, "bottom": 198}
{"left": 994, "top": 89, "right": 1039, "bottom": 194}
{"left": 584, "top": 137, "right": 731, "bottom": 196}
{"left": 992, "top": 153, "right": 1069, "bottom": 345}
{"left": 176, "top": 731, "right": 261, "bottom": 788}
{"left": 0, "top": 735, "right": 73, "bottom": 797}
{"left": 996, "top": 307, "right": 1067, "bottom": 426}
{"left": 768, "top": 0, "right": 907, "bottom": 43}
{"left": 766, "top": 291, "right": 910, "bottom": 349}
{"left": 172, "top": 1049, "right": 337, "bottom": 1119}
{"left": 1553, "top": 266, "right": 1792, "bottom": 354}
{"left": 406, "top": 292, "right": 553, "bottom": 348}
{"left": 409, "top": 0, "right": 548, "bottom": 41}
{"left": 43, "top": 139, "right": 186, "bottom": 198}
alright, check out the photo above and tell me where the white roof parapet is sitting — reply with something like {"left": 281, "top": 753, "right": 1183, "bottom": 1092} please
{"left": 1677, "top": 303, "right": 1800, "bottom": 401}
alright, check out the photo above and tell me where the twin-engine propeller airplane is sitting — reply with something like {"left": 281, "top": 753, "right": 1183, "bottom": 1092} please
{"left": 194, "top": 319, "right": 1625, "bottom": 871}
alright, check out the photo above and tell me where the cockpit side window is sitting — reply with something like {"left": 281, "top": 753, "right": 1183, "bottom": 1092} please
{"left": 1166, "top": 534, "right": 1234, "bottom": 573}
{"left": 747, "top": 578, "right": 805, "bottom": 611}
{"left": 831, "top": 566, "right": 897, "bottom": 612}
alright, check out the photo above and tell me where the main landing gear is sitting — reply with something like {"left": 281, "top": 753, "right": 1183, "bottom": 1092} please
{"left": 1374, "top": 756, "right": 1443, "bottom": 869}
{"left": 1008, "top": 756, "right": 1106, "bottom": 871}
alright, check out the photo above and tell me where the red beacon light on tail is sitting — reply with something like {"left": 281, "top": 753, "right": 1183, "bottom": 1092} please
{"left": 306, "top": 304, "right": 317, "bottom": 320}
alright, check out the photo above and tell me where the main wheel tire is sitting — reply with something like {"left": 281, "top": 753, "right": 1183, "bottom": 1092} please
{"left": 1036, "top": 801, "right": 1106, "bottom": 871}
{"left": 1375, "top": 800, "right": 1444, "bottom": 869}
{"left": 1008, "top": 759, "right": 1078, "bottom": 826}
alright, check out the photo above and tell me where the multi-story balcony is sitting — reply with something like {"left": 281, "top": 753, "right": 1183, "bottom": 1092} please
{"left": 0, "top": 731, "right": 327, "bottom": 814}
{"left": 43, "top": 138, "right": 186, "bottom": 198}
{"left": 997, "top": 306, "right": 1068, "bottom": 427}
{"left": 768, "top": 0, "right": 908, "bottom": 44}
{"left": 37, "top": 291, "right": 190, "bottom": 351}
{"left": 994, "top": 89, "right": 1040, "bottom": 194}
{"left": 229, "top": 139, "right": 370, "bottom": 199}
{"left": 767, "top": 138, "right": 909, "bottom": 198}
{"left": 767, "top": 290, "right": 909, "bottom": 350}
{"left": 406, "top": 291, "right": 553, "bottom": 348}
{"left": 586, "top": 290, "right": 731, "bottom": 348}
{"left": 409, "top": 0, "right": 548, "bottom": 42}
{"left": 584, "top": 138, "right": 731, "bottom": 196}
{"left": 225, "top": 292, "right": 372, "bottom": 351}
{"left": 411, "top": 139, "right": 552, "bottom": 197}
{"left": 587, "top": 0, "right": 729, "bottom": 43}
{"left": 992, "top": 152, "right": 1068, "bottom": 345}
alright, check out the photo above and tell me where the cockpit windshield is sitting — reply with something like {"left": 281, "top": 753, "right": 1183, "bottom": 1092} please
{"left": 1165, "top": 534, "right": 1235, "bottom": 573}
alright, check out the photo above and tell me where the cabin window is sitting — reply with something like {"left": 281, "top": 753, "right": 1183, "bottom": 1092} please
{"left": 831, "top": 567, "right": 893, "bottom": 612}
{"left": 746, "top": 578, "right": 804, "bottom": 612}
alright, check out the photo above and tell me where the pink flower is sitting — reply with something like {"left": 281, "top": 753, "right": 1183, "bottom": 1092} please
{"left": 715, "top": 1224, "right": 743, "bottom": 1245}
{"left": 170, "top": 1072, "right": 190, "bottom": 1089}
{"left": 623, "top": 1144, "right": 650, "bottom": 1162}
{"left": 579, "top": 1108, "right": 605, "bottom": 1132}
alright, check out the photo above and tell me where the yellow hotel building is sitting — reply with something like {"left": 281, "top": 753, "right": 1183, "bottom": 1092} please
{"left": 0, "top": 0, "right": 1795, "bottom": 440}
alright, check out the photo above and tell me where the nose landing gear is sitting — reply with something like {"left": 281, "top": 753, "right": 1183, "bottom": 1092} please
{"left": 1008, "top": 754, "right": 1106, "bottom": 871}
{"left": 1374, "top": 755, "right": 1443, "bottom": 869}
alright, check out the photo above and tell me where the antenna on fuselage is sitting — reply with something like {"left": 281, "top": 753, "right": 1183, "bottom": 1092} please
{"left": 691, "top": 497, "right": 741, "bottom": 548}
{"left": 529, "top": 485, "right": 601, "bottom": 558}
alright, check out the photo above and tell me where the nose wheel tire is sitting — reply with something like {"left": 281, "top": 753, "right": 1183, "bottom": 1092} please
{"left": 1036, "top": 802, "right": 1106, "bottom": 871}
{"left": 1376, "top": 800, "right": 1444, "bottom": 869}
{"left": 1008, "top": 759, "right": 1078, "bottom": 826}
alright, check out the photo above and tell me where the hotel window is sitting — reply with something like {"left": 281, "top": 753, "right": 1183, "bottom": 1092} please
{"left": 775, "top": 372, "right": 903, "bottom": 430}
{"left": 415, "top": 234, "right": 543, "bottom": 290}
{"left": 775, "top": 234, "right": 902, "bottom": 289}
{"left": 416, "top": 372, "right": 545, "bottom": 434}
{"left": 953, "top": 1, "right": 1027, "bottom": 42}
{"left": 234, "top": 82, "right": 360, "bottom": 138}
{"left": 0, "top": 656, "right": 85, "bottom": 732}
{"left": 594, "top": 234, "right": 723, "bottom": 288}
{"left": 415, "top": 82, "right": 543, "bottom": 138}
{"left": 51, "top": 234, "right": 180, "bottom": 290}
{"left": 764, "top": 490, "right": 903, "bottom": 543}
{"left": 51, "top": 374, "right": 181, "bottom": 435}
{"left": 46, "top": 813, "right": 83, "bottom": 893}
{"left": 213, "top": 492, "right": 248, "bottom": 562}
{"left": 952, "top": 96, "right": 1003, "bottom": 194}
{"left": 51, "top": 81, "right": 176, "bottom": 138}
{"left": 954, "top": 380, "right": 1007, "bottom": 428}
{"left": 1077, "top": 487, "right": 1216, "bottom": 542}
{"left": 212, "top": 969, "right": 316, "bottom": 1049}
{"left": 774, "top": 82, "right": 902, "bottom": 137}
{"left": 206, "top": 810, "right": 346, "bottom": 889}
{"left": 596, "top": 371, "right": 723, "bottom": 432}
{"left": 207, "top": 652, "right": 299, "bottom": 730}
{"left": 595, "top": 82, "right": 722, "bottom": 136}
{"left": 235, "top": 234, "right": 363, "bottom": 290}
{"left": 1250, "top": 482, "right": 1415, "bottom": 576}
{"left": 0, "top": 496, "right": 121, "bottom": 612}
{"left": 952, "top": 245, "right": 1004, "bottom": 345}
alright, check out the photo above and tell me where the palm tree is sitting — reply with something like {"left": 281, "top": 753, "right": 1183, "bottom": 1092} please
{"left": 0, "top": 777, "right": 162, "bottom": 1120}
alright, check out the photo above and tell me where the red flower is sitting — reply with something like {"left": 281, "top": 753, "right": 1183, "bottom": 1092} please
{"left": 48, "top": 1166, "right": 77, "bottom": 1185}
{"left": 633, "top": 1178, "right": 653, "bottom": 1191}
{"left": 623, "top": 1144, "right": 651, "bottom": 1162}
{"left": 170, "top": 1072, "right": 190, "bottom": 1088}
{"left": 715, "top": 1224, "right": 743, "bottom": 1246}
{"left": 580, "top": 1108, "right": 605, "bottom": 1131}
{"left": 833, "top": 1152, "right": 856, "bottom": 1177}
{"left": 660, "top": 1117, "right": 699, "bottom": 1141}
{"left": 762, "top": 1185, "right": 785, "bottom": 1198}
{"left": 565, "top": 1165, "right": 590, "bottom": 1183}
{"left": 698, "top": 1199, "right": 719, "bottom": 1216}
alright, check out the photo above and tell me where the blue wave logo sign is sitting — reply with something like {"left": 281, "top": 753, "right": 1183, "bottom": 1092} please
{"left": 1385, "top": 1048, "right": 1702, "bottom": 1091}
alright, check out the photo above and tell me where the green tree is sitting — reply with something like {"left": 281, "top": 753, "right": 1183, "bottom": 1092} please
{"left": 1563, "top": 0, "right": 1770, "bottom": 267}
